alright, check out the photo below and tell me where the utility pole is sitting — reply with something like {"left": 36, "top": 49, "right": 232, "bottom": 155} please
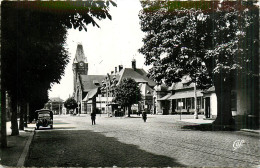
{"left": 194, "top": 81, "right": 198, "bottom": 119}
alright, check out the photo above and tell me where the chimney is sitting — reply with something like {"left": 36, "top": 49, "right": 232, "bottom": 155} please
{"left": 119, "top": 65, "right": 123, "bottom": 72}
{"left": 115, "top": 67, "right": 117, "bottom": 73}
{"left": 132, "top": 59, "right": 136, "bottom": 70}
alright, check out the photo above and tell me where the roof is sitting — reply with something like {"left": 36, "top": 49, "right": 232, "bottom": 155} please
{"left": 139, "top": 83, "right": 154, "bottom": 96}
{"left": 80, "top": 75, "right": 106, "bottom": 92}
{"left": 48, "top": 97, "right": 64, "bottom": 103}
{"left": 158, "top": 93, "right": 172, "bottom": 101}
{"left": 203, "top": 86, "right": 215, "bottom": 93}
{"left": 118, "top": 68, "right": 156, "bottom": 87}
{"left": 169, "top": 76, "right": 194, "bottom": 90}
{"left": 82, "top": 88, "right": 99, "bottom": 101}
{"left": 168, "top": 91, "right": 203, "bottom": 99}
{"left": 154, "top": 84, "right": 169, "bottom": 92}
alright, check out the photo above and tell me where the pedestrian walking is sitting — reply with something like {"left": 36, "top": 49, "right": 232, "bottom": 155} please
{"left": 142, "top": 111, "right": 147, "bottom": 122}
{"left": 91, "top": 112, "right": 96, "bottom": 125}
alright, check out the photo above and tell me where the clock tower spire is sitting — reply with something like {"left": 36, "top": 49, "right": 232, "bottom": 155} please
{"left": 72, "top": 43, "right": 88, "bottom": 92}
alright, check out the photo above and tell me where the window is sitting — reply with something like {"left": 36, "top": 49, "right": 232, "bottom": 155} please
{"left": 197, "top": 97, "right": 202, "bottom": 109}
{"left": 177, "top": 99, "right": 182, "bottom": 109}
{"left": 182, "top": 98, "right": 186, "bottom": 109}
{"left": 202, "top": 97, "right": 204, "bottom": 109}
{"left": 192, "top": 97, "right": 195, "bottom": 109}
{"left": 186, "top": 98, "right": 191, "bottom": 109}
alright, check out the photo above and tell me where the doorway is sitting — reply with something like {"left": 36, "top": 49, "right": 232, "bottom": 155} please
{"left": 205, "top": 97, "right": 211, "bottom": 118}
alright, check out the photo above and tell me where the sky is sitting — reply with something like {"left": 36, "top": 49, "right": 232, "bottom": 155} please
{"left": 48, "top": 0, "right": 150, "bottom": 100}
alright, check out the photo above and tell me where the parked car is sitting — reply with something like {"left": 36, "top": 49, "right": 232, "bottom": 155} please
{"left": 35, "top": 109, "right": 53, "bottom": 130}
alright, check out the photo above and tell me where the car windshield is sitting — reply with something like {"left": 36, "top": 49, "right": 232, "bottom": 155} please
{"left": 38, "top": 112, "right": 50, "bottom": 117}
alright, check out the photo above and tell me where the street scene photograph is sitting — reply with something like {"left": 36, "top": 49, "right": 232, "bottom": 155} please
{"left": 0, "top": 1, "right": 259, "bottom": 167}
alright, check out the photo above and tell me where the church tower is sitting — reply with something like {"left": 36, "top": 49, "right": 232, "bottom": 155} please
{"left": 72, "top": 43, "right": 88, "bottom": 93}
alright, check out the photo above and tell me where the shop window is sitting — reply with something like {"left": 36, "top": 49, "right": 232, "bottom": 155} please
{"left": 197, "top": 97, "right": 202, "bottom": 109}
{"left": 173, "top": 99, "right": 177, "bottom": 110}
{"left": 182, "top": 98, "right": 186, "bottom": 109}
{"left": 177, "top": 99, "right": 182, "bottom": 109}
{"left": 192, "top": 97, "right": 195, "bottom": 109}
{"left": 186, "top": 98, "right": 191, "bottom": 109}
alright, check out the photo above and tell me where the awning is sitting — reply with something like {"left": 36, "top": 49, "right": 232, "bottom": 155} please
{"left": 157, "top": 93, "right": 172, "bottom": 101}
{"left": 168, "top": 91, "right": 203, "bottom": 99}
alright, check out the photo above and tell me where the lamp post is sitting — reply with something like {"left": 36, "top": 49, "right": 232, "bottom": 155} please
{"left": 194, "top": 79, "right": 198, "bottom": 119}
{"left": 106, "top": 79, "right": 109, "bottom": 117}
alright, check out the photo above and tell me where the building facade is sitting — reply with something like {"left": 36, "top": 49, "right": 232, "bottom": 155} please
{"left": 44, "top": 97, "right": 64, "bottom": 115}
{"left": 72, "top": 43, "right": 105, "bottom": 114}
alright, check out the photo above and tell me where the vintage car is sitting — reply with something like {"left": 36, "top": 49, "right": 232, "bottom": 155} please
{"left": 35, "top": 109, "right": 53, "bottom": 130}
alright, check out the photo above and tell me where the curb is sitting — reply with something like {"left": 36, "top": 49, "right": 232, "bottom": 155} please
{"left": 240, "top": 129, "right": 260, "bottom": 134}
{"left": 16, "top": 128, "right": 35, "bottom": 167}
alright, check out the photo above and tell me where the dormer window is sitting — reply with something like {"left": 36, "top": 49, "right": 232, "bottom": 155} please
{"left": 183, "top": 83, "right": 189, "bottom": 87}
{"left": 93, "top": 80, "right": 99, "bottom": 86}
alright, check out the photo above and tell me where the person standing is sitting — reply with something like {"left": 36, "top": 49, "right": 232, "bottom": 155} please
{"left": 91, "top": 112, "right": 96, "bottom": 125}
{"left": 142, "top": 111, "right": 147, "bottom": 122}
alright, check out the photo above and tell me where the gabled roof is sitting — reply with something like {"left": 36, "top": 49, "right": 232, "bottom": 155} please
{"left": 169, "top": 76, "right": 194, "bottom": 90}
{"left": 154, "top": 84, "right": 169, "bottom": 92}
{"left": 82, "top": 88, "right": 99, "bottom": 101}
{"left": 48, "top": 97, "right": 64, "bottom": 103}
{"left": 118, "top": 68, "right": 156, "bottom": 87}
{"left": 139, "top": 83, "right": 154, "bottom": 96}
{"left": 80, "top": 75, "right": 106, "bottom": 92}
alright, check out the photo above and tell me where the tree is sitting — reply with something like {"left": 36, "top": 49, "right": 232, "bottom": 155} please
{"left": 139, "top": 1, "right": 258, "bottom": 128}
{"left": 1, "top": 1, "right": 116, "bottom": 143}
{"left": 114, "top": 78, "right": 142, "bottom": 117}
{"left": 64, "top": 98, "right": 78, "bottom": 113}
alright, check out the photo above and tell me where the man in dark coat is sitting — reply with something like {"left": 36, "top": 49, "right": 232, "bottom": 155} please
{"left": 91, "top": 112, "right": 96, "bottom": 125}
{"left": 142, "top": 111, "right": 147, "bottom": 122}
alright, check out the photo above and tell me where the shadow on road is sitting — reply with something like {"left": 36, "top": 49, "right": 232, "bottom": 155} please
{"left": 25, "top": 130, "right": 184, "bottom": 167}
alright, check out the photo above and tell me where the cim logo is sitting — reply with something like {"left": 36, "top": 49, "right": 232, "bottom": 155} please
{"left": 233, "top": 139, "right": 245, "bottom": 151}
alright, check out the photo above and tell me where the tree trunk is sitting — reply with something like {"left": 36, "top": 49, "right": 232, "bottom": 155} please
{"left": 24, "top": 103, "right": 28, "bottom": 127}
{"left": 128, "top": 105, "right": 131, "bottom": 117}
{"left": 10, "top": 97, "right": 19, "bottom": 136}
{"left": 1, "top": 90, "right": 7, "bottom": 148}
{"left": 19, "top": 103, "right": 25, "bottom": 130}
{"left": 213, "top": 74, "right": 235, "bottom": 129}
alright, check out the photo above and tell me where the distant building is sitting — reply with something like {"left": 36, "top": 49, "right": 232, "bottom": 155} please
{"left": 156, "top": 77, "right": 206, "bottom": 115}
{"left": 72, "top": 44, "right": 105, "bottom": 114}
{"left": 100, "top": 59, "right": 156, "bottom": 115}
{"left": 44, "top": 97, "right": 64, "bottom": 115}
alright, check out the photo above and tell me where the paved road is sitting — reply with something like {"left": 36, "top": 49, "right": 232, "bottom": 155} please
{"left": 25, "top": 114, "right": 259, "bottom": 167}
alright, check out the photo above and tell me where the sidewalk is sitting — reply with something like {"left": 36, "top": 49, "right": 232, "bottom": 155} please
{"left": 0, "top": 122, "right": 35, "bottom": 167}
{"left": 178, "top": 117, "right": 260, "bottom": 134}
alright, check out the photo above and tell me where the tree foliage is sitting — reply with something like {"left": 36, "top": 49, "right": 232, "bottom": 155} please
{"left": 64, "top": 97, "right": 78, "bottom": 110}
{"left": 140, "top": 1, "right": 257, "bottom": 87}
{"left": 114, "top": 78, "right": 142, "bottom": 117}
{"left": 139, "top": 1, "right": 258, "bottom": 127}
{"left": 1, "top": 1, "right": 116, "bottom": 136}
